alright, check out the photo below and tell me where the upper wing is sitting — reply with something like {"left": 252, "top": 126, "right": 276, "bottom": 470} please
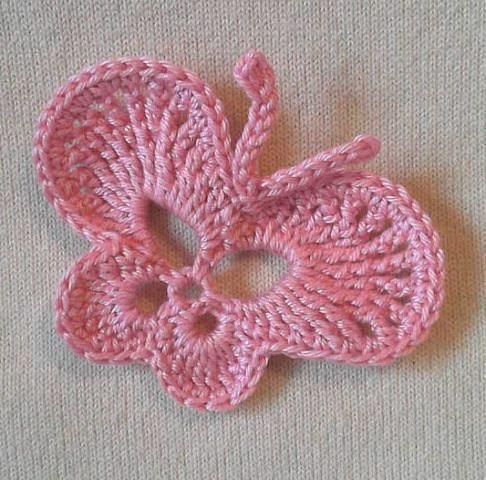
{"left": 229, "top": 171, "right": 445, "bottom": 365}
{"left": 33, "top": 57, "right": 234, "bottom": 245}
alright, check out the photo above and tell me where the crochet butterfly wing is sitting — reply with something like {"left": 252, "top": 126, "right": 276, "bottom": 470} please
{"left": 229, "top": 52, "right": 445, "bottom": 366}
{"left": 34, "top": 58, "right": 234, "bottom": 243}
{"left": 237, "top": 167, "right": 444, "bottom": 365}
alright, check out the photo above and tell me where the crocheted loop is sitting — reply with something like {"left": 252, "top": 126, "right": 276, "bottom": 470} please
{"left": 56, "top": 243, "right": 171, "bottom": 364}
{"left": 35, "top": 50, "right": 445, "bottom": 411}
{"left": 150, "top": 304, "right": 269, "bottom": 411}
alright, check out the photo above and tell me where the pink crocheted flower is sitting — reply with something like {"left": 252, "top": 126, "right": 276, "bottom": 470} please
{"left": 34, "top": 51, "right": 444, "bottom": 411}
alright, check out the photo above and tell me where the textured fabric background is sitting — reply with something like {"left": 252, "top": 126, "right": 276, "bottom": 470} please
{"left": 1, "top": 1, "right": 485, "bottom": 479}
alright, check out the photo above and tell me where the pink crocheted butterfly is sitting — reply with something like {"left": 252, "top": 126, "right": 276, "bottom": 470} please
{"left": 34, "top": 51, "right": 444, "bottom": 411}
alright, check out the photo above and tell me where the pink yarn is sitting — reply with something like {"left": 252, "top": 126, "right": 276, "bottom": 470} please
{"left": 33, "top": 50, "right": 445, "bottom": 411}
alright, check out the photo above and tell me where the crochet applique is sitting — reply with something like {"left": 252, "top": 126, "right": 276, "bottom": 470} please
{"left": 34, "top": 51, "right": 445, "bottom": 411}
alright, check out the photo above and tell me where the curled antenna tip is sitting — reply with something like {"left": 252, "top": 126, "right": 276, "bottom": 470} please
{"left": 233, "top": 50, "right": 275, "bottom": 102}
{"left": 354, "top": 134, "right": 381, "bottom": 160}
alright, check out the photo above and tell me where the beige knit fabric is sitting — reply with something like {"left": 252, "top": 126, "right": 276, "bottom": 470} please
{"left": 1, "top": 1, "right": 485, "bottom": 478}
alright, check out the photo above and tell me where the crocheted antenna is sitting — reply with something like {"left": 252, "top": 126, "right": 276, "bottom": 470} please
{"left": 33, "top": 50, "right": 445, "bottom": 411}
